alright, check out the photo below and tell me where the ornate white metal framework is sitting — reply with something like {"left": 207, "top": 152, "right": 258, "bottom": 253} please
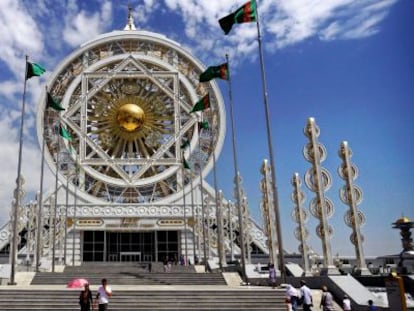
{"left": 291, "top": 172, "right": 311, "bottom": 275}
{"left": 37, "top": 30, "right": 226, "bottom": 204}
{"left": 0, "top": 28, "right": 272, "bottom": 266}
{"left": 260, "top": 159, "right": 278, "bottom": 267}
{"left": 338, "top": 141, "right": 368, "bottom": 272}
{"left": 303, "top": 117, "right": 335, "bottom": 270}
{"left": 0, "top": 28, "right": 269, "bottom": 264}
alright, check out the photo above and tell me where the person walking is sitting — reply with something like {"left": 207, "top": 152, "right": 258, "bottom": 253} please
{"left": 368, "top": 299, "right": 377, "bottom": 311}
{"left": 299, "top": 280, "right": 313, "bottom": 311}
{"left": 285, "top": 284, "right": 299, "bottom": 311}
{"left": 96, "top": 278, "right": 112, "bottom": 311}
{"left": 342, "top": 294, "right": 352, "bottom": 311}
{"left": 268, "top": 263, "right": 276, "bottom": 288}
{"left": 79, "top": 283, "right": 93, "bottom": 311}
{"left": 320, "top": 285, "right": 335, "bottom": 311}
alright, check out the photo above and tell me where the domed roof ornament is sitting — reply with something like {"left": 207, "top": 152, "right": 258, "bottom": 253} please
{"left": 124, "top": 4, "right": 136, "bottom": 31}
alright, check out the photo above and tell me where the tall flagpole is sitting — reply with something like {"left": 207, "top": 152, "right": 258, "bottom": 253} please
{"left": 197, "top": 132, "right": 208, "bottom": 272}
{"left": 178, "top": 94, "right": 188, "bottom": 264}
{"left": 64, "top": 169, "right": 69, "bottom": 265}
{"left": 255, "top": 0, "right": 286, "bottom": 282}
{"left": 72, "top": 155, "right": 79, "bottom": 266}
{"left": 52, "top": 121, "right": 61, "bottom": 272}
{"left": 211, "top": 133, "right": 223, "bottom": 270}
{"left": 35, "top": 89, "right": 48, "bottom": 272}
{"left": 181, "top": 163, "right": 188, "bottom": 265}
{"left": 9, "top": 56, "right": 30, "bottom": 285}
{"left": 225, "top": 54, "right": 247, "bottom": 283}
{"left": 190, "top": 176, "right": 197, "bottom": 264}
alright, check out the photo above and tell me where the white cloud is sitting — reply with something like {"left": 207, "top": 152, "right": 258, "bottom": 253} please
{"left": 141, "top": 0, "right": 397, "bottom": 61}
{"left": 0, "top": 112, "right": 54, "bottom": 225}
{"left": 0, "top": 81, "right": 20, "bottom": 100}
{"left": 0, "top": 0, "right": 44, "bottom": 79}
{"left": 264, "top": 0, "right": 397, "bottom": 47}
{"left": 320, "top": 1, "right": 393, "bottom": 40}
{"left": 62, "top": 1, "right": 113, "bottom": 47}
{"left": 132, "top": 0, "right": 161, "bottom": 25}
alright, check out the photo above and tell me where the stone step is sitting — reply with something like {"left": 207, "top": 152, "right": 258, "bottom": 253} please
{"left": 63, "top": 262, "right": 197, "bottom": 273}
{"left": 0, "top": 289, "right": 287, "bottom": 311}
{"left": 31, "top": 273, "right": 226, "bottom": 285}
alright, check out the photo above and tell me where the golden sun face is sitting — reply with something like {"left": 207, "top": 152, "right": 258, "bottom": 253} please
{"left": 87, "top": 79, "right": 174, "bottom": 159}
{"left": 117, "top": 103, "right": 145, "bottom": 132}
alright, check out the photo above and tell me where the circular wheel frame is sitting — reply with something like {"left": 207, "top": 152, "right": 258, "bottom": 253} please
{"left": 36, "top": 31, "right": 226, "bottom": 204}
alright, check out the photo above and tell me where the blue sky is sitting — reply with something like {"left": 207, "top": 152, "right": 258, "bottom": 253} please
{"left": 0, "top": 0, "right": 412, "bottom": 257}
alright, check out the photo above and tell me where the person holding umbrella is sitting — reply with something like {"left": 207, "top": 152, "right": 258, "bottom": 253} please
{"left": 96, "top": 278, "right": 112, "bottom": 311}
{"left": 79, "top": 283, "right": 93, "bottom": 311}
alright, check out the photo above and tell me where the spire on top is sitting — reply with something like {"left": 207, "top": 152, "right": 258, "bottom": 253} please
{"left": 124, "top": 3, "right": 136, "bottom": 31}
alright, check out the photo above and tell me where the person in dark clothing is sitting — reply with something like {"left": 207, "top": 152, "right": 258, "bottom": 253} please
{"left": 368, "top": 299, "right": 377, "bottom": 311}
{"left": 79, "top": 283, "right": 93, "bottom": 311}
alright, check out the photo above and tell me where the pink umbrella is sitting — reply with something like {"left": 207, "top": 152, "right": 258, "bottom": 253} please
{"left": 67, "top": 278, "right": 89, "bottom": 289}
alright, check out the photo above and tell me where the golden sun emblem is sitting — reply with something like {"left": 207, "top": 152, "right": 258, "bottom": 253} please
{"left": 117, "top": 103, "right": 145, "bottom": 132}
{"left": 88, "top": 80, "right": 174, "bottom": 160}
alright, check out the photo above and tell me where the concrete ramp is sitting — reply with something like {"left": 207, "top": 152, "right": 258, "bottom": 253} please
{"left": 328, "top": 274, "right": 383, "bottom": 308}
{"left": 285, "top": 262, "right": 304, "bottom": 277}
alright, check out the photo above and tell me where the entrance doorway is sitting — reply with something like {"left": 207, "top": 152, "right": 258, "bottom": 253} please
{"left": 82, "top": 230, "right": 179, "bottom": 262}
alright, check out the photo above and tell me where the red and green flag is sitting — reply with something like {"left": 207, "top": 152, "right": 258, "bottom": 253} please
{"left": 190, "top": 94, "right": 210, "bottom": 113}
{"left": 59, "top": 125, "right": 72, "bottom": 141}
{"left": 47, "top": 92, "right": 65, "bottom": 111}
{"left": 26, "top": 61, "right": 46, "bottom": 80}
{"left": 219, "top": 1, "right": 257, "bottom": 35}
{"left": 199, "top": 63, "right": 229, "bottom": 82}
{"left": 198, "top": 120, "right": 210, "bottom": 131}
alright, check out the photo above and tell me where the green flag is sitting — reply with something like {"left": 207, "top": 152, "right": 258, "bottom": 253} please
{"left": 199, "top": 63, "right": 229, "bottom": 82}
{"left": 181, "top": 140, "right": 190, "bottom": 149}
{"left": 59, "top": 125, "right": 72, "bottom": 141}
{"left": 26, "top": 61, "right": 46, "bottom": 80}
{"left": 47, "top": 92, "right": 65, "bottom": 111}
{"left": 219, "top": 0, "right": 257, "bottom": 35}
{"left": 198, "top": 120, "right": 210, "bottom": 130}
{"left": 190, "top": 94, "right": 210, "bottom": 113}
{"left": 183, "top": 158, "right": 191, "bottom": 169}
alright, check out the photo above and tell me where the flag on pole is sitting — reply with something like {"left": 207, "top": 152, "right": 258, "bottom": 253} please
{"left": 218, "top": 0, "right": 257, "bottom": 35}
{"left": 199, "top": 63, "right": 229, "bottom": 82}
{"left": 190, "top": 94, "right": 210, "bottom": 113}
{"left": 198, "top": 120, "right": 210, "bottom": 130}
{"left": 47, "top": 92, "right": 65, "bottom": 111}
{"left": 183, "top": 158, "right": 191, "bottom": 170}
{"left": 26, "top": 61, "right": 46, "bottom": 80}
{"left": 59, "top": 125, "right": 72, "bottom": 141}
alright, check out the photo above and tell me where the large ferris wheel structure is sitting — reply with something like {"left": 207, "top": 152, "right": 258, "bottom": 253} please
{"left": 0, "top": 15, "right": 269, "bottom": 266}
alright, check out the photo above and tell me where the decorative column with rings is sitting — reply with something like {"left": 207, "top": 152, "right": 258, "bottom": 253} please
{"left": 303, "top": 117, "right": 338, "bottom": 274}
{"left": 291, "top": 173, "right": 311, "bottom": 276}
{"left": 260, "top": 159, "right": 279, "bottom": 272}
{"left": 338, "top": 141, "right": 369, "bottom": 274}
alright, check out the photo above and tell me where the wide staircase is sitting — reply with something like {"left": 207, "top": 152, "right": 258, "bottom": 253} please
{"left": 31, "top": 262, "right": 227, "bottom": 286}
{"left": 0, "top": 262, "right": 287, "bottom": 310}
{"left": 0, "top": 289, "right": 286, "bottom": 310}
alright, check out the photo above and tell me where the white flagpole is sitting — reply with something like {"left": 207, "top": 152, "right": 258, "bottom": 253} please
{"left": 9, "top": 56, "right": 30, "bottom": 285}
{"left": 181, "top": 163, "right": 188, "bottom": 264}
{"left": 35, "top": 88, "right": 48, "bottom": 272}
{"left": 190, "top": 176, "right": 197, "bottom": 264}
{"left": 210, "top": 125, "right": 223, "bottom": 270}
{"left": 197, "top": 131, "right": 208, "bottom": 272}
{"left": 225, "top": 54, "right": 247, "bottom": 283}
{"left": 52, "top": 119, "right": 61, "bottom": 272}
{"left": 72, "top": 154, "right": 79, "bottom": 266}
{"left": 254, "top": 0, "right": 286, "bottom": 282}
